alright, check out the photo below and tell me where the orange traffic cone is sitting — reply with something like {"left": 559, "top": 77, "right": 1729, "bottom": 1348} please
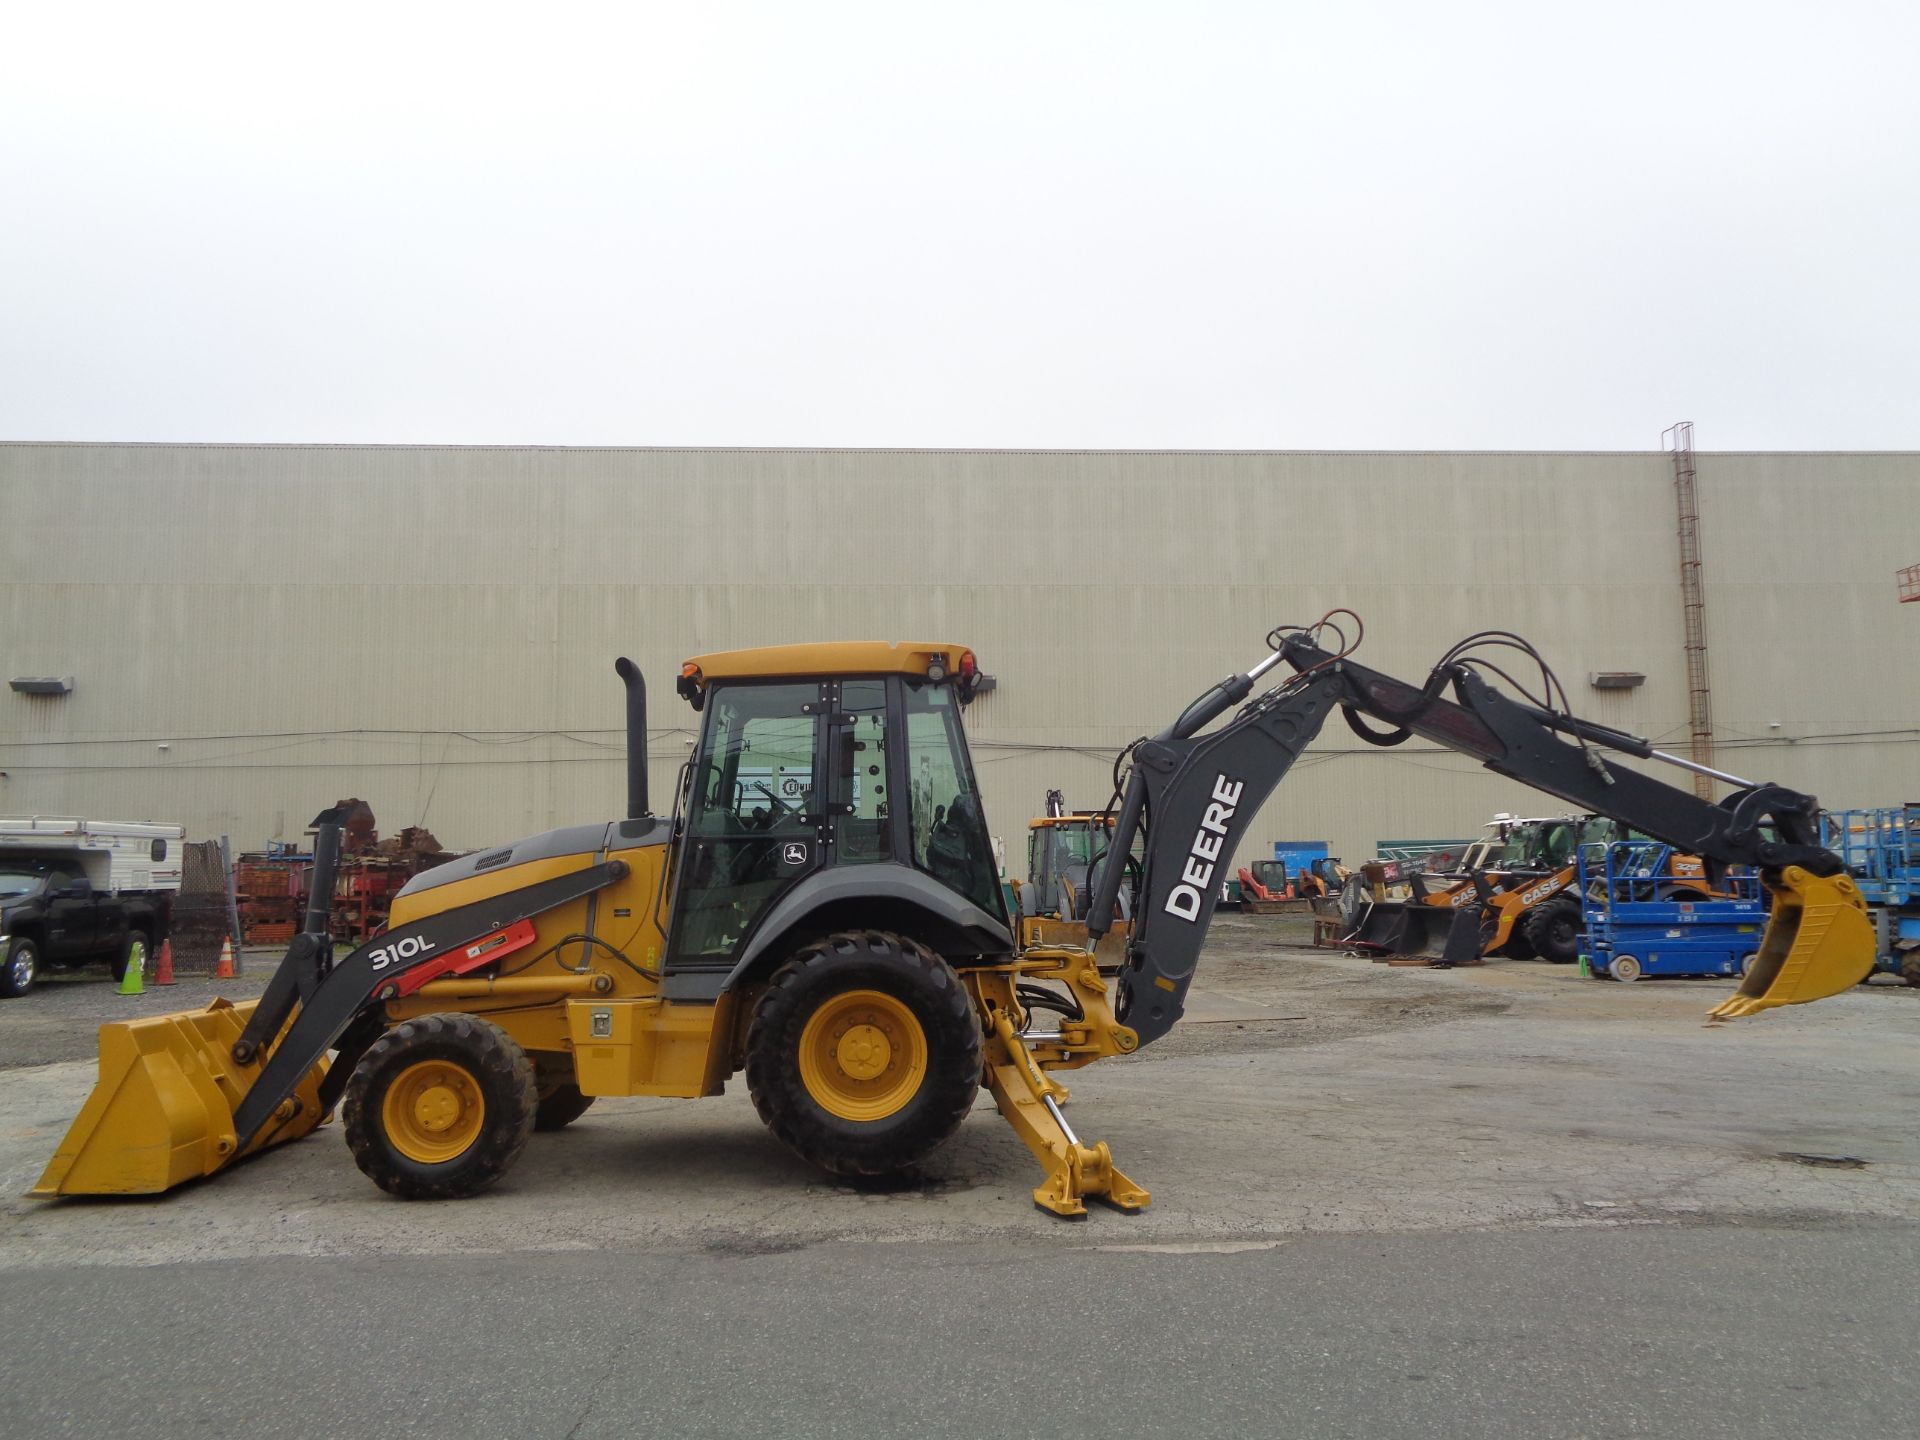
{"left": 215, "top": 936, "right": 236, "bottom": 979}
{"left": 153, "top": 938, "right": 176, "bottom": 986}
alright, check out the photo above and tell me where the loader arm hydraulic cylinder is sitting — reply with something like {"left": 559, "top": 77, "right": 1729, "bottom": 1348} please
{"left": 1089, "top": 635, "right": 1874, "bottom": 1047}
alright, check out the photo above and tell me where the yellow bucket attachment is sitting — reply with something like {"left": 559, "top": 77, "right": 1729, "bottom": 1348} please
{"left": 1709, "top": 867, "right": 1877, "bottom": 1020}
{"left": 32, "top": 998, "right": 330, "bottom": 1197}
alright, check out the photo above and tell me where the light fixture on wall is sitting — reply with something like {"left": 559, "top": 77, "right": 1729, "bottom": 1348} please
{"left": 1587, "top": 672, "right": 1645, "bottom": 690}
{"left": 9, "top": 676, "right": 73, "bottom": 695}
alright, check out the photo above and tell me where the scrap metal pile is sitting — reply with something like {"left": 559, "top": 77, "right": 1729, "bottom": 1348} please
{"left": 238, "top": 800, "right": 459, "bottom": 945}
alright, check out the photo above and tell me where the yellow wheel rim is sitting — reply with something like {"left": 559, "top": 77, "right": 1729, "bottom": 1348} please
{"left": 382, "top": 1059, "right": 486, "bottom": 1164}
{"left": 797, "top": 989, "right": 928, "bottom": 1122}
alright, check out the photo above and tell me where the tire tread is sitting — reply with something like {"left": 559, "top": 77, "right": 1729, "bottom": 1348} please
{"left": 341, "top": 1013, "right": 537, "bottom": 1199}
{"left": 745, "top": 930, "right": 981, "bottom": 1178}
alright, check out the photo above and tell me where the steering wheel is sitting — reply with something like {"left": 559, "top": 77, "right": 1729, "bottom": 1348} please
{"left": 750, "top": 780, "right": 802, "bottom": 825}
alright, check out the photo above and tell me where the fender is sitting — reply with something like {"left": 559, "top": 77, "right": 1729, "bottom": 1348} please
{"left": 664, "top": 863, "right": 1013, "bottom": 1003}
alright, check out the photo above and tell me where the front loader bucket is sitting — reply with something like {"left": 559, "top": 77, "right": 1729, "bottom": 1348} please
{"left": 1709, "top": 867, "right": 1876, "bottom": 1019}
{"left": 32, "top": 998, "right": 329, "bottom": 1197}
{"left": 1347, "top": 901, "right": 1474, "bottom": 961}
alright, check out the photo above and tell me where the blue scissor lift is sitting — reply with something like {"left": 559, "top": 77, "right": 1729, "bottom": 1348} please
{"left": 1578, "top": 840, "right": 1767, "bottom": 983}
{"left": 1820, "top": 805, "right": 1920, "bottom": 986}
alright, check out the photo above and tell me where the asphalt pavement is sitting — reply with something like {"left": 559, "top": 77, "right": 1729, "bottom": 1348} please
{"left": 3, "top": 1222, "right": 1913, "bottom": 1439}
{"left": 2, "top": 919, "right": 1916, "bottom": 1437}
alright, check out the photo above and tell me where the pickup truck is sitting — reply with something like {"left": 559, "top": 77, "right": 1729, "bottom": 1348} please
{"left": 0, "top": 818, "right": 184, "bottom": 998}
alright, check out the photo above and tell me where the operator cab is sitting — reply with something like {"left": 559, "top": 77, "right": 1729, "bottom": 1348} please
{"left": 670, "top": 643, "right": 1005, "bottom": 972}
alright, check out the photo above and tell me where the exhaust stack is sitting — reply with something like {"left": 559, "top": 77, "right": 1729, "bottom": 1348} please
{"left": 615, "top": 657, "right": 648, "bottom": 818}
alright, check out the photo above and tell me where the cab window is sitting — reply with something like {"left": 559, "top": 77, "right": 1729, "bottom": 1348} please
{"left": 672, "top": 682, "right": 820, "bottom": 964}
{"left": 831, "top": 680, "right": 890, "bottom": 864}
{"left": 903, "top": 680, "right": 1000, "bottom": 917}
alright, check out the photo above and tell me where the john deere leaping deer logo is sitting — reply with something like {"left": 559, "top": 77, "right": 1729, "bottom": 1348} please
{"left": 781, "top": 842, "right": 809, "bottom": 867}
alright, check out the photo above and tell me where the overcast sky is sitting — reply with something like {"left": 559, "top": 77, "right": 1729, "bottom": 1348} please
{"left": 2, "top": 2, "right": 1915, "bottom": 450}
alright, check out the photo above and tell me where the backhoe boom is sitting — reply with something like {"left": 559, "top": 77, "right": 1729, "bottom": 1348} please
{"left": 1087, "top": 636, "right": 1874, "bottom": 1044}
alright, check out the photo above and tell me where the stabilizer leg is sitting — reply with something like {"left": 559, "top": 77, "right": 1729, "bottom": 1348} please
{"left": 981, "top": 1010, "right": 1149, "bottom": 1218}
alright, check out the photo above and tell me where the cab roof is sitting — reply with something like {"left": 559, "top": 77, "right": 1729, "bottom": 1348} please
{"left": 680, "top": 642, "right": 975, "bottom": 685}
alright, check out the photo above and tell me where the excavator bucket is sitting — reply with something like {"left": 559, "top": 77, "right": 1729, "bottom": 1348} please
{"left": 1709, "top": 867, "right": 1876, "bottom": 1019}
{"left": 31, "top": 998, "right": 329, "bottom": 1197}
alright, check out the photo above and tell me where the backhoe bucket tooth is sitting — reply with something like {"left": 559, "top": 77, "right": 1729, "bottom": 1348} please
{"left": 1708, "top": 867, "right": 1876, "bottom": 1019}
{"left": 31, "top": 999, "right": 329, "bottom": 1197}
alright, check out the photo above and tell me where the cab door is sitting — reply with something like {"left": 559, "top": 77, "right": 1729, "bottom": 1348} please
{"left": 666, "top": 681, "right": 825, "bottom": 973}
{"left": 46, "top": 871, "right": 99, "bottom": 957}
{"left": 825, "top": 679, "right": 894, "bottom": 867}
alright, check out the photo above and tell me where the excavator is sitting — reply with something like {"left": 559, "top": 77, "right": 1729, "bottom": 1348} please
{"left": 33, "top": 616, "right": 1876, "bottom": 1217}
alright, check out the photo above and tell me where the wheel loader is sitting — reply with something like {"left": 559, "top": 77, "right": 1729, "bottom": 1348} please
{"left": 33, "top": 618, "right": 1878, "bottom": 1217}
{"left": 1339, "top": 814, "right": 1730, "bottom": 967}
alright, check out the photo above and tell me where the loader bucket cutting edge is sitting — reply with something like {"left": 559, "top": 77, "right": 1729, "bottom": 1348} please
{"left": 1348, "top": 901, "right": 1462, "bottom": 961}
{"left": 1708, "top": 868, "right": 1877, "bottom": 1019}
{"left": 30, "top": 998, "right": 330, "bottom": 1197}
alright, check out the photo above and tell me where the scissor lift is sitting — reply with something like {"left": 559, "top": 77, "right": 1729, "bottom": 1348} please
{"left": 1820, "top": 805, "right": 1920, "bottom": 986}
{"left": 1578, "top": 839, "right": 1767, "bottom": 982}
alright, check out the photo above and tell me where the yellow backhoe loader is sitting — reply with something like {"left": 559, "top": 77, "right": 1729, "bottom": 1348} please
{"left": 1011, "top": 793, "right": 1134, "bottom": 965}
{"left": 33, "top": 618, "right": 1876, "bottom": 1217}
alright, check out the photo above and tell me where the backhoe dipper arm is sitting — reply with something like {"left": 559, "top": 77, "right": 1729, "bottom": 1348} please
{"left": 1085, "top": 635, "right": 1873, "bottom": 1045}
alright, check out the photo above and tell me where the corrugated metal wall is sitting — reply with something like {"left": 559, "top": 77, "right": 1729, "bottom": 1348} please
{"left": 2, "top": 444, "right": 1915, "bottom": 868}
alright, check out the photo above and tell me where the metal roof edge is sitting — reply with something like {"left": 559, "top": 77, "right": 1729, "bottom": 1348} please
{"left": 2, "top": 441, "right": 1917, "bottom": 459}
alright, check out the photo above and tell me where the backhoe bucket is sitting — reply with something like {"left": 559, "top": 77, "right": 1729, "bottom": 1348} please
{"left": 32, "top": 998, "right": 330, "bottom": 1197}
{"left": 1709, "top": 867, "right": 1876, "bottom": 1019}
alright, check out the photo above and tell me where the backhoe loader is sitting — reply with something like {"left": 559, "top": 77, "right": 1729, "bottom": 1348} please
{"left": 1011, "top": 794, "right": 1133, "bottom": 964}
{"left": 34, "top": 619, "right": 1876, "bottom": 1217}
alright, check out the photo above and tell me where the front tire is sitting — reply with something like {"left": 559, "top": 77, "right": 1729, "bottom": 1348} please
{"left": 1, "top": 937, "right": 38, "bottom": 998}
{"left": 1521, "top": 900, "right": 1582, "bottom": 964}
{"left": 342, "top": 1014, "right": 537, "bottom": 1199}
{"left": 746, "top": 931, "right": 982, "bottom": 1178}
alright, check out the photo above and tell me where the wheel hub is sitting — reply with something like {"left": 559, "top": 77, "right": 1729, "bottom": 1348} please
{"left": 415, "top": 1084, "right": 463, "bottom": 1132}
{"left": 835, "top": 1024, "right": 892, "bottom": 1080}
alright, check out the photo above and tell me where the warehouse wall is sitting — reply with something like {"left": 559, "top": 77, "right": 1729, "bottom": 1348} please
{"left": 2, "top": 445, "right": 1915, "bottom": 870}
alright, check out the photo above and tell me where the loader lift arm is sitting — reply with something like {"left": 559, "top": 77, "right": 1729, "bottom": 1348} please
{"left": 1084, "top": 624, "right": 1874, "bottom": 1045}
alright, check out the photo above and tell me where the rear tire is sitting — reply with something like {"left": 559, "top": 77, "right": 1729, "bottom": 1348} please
{"left": 1521, "top": 900, "right": 1582, "bottom": 965}
{"left": 747, "top": 930, "right": 982, "bottom": 1178}
{"left": 342, "top": 1014, "right": 537, "bottom": 1199}
{"left": 1899, "top": 953, "right": 1920, "bottom": 989}
{"left": 1609, "top": 954, "right": 1643, "bottom": 983}
{"left": 0, "top": 937, "right": 38, "bottom": 998}
{"left": 534, "top": 1082, "right": 596, "bottom": 1132}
